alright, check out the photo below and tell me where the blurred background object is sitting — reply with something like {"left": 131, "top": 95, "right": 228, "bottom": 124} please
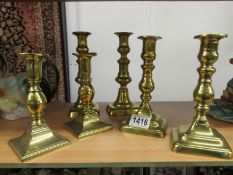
{"left": 0, "top": 56, "right": 59, "bottom": 120}
{"left": 0, "top": 2, "right": 69, "bottom": 103}
{"left": 208, "top": 58, "right": 233, "bottom": 123}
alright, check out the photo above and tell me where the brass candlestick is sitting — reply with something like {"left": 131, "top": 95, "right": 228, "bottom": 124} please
{"left": 9, "top": 53, "right": 70, "bottom": 162}
{"left": 64, "top": 52, "right": 112, "bottom": 138}
{"left": 121, "top": 36, "right": 167, "bottom": 138}
{"left": 171, "top": 34, "right": 232, "bottom": 159}
{"left": 106, "top": 32, "right": 138, "bottom": 116}
{"left": 70, "top": 31, "right": 95, "bottom": 114}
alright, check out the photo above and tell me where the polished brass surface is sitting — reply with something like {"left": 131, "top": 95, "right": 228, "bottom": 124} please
{"left": 8, "top": 53, "right": 70, "bottom": 162}
{"left": 171, "top": 34, "right": 232, "bottom": 159}
{"left": 121, "top": 36, "right": 167, "bottom": 138}
{"left": 107, "top": 32, "right": 138, "bottom": 116}
{"left": 64, "top": 52, "right": 112, "bottom": 138}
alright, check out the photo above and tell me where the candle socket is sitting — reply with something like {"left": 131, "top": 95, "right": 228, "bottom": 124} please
{"left": 171, "top": 34, "right": 232, "bottom": 159}
{"left": 8, "top": 53, "right": 70, "bottom": 162}
{"left": 121, "top": 36, "right": 167, "bottom": 138}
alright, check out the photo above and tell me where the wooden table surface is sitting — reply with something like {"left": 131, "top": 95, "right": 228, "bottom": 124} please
{"left": 0, "top": 102, "right": 233, "bottom": 168}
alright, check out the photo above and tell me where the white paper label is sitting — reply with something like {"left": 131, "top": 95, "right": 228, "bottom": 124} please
{"left": 129, "top": 114, "right": 151, "bottom": 129}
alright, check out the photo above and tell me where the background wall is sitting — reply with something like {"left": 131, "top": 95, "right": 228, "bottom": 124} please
{"left": 65, "top": 1, "right": 233, "bottom": 102}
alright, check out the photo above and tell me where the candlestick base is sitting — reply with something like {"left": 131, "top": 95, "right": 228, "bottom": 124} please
{"left": 65, "top": 104, "right": 112, "bottom": 138}
{"left": 171, "top": 124, "right": 232, "bottom": 159}
{"left": 121, "top": 114, "right": 167, "bottom": 138}
{"left": 8, "top": 121, "right": 70, "bottom": 162}
{"left": 106, "top": 103, "right": 139, "bottom": 116}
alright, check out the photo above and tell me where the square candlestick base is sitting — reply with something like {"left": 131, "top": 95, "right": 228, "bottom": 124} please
{"left": 9, "top": 121, "right": 70, "bottom": 162}
{"left": 64, "top": 104, "right": 112, "bottom": 138}
{"left": 121, "top": 114, "right": 167, "bottom": 138}
{"left": 171, "top": 124, "right": 232, "bottom": 159}
{"left": 106, "top": 103, "right": 139, "bottom": 116}
{"left": 64, "top": 118, "right": 113, "bottom": 138}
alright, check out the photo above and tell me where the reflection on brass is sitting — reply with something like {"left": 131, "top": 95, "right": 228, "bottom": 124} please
{"left": 64, "top": 52, "right": 112, "bottom": 138}
{"left": 106, "top": 32, "right": 138, "bottom": 116}
{"left": 8, "top": 53, "right": 70, "bottom": 162}
{"left": 121, "top": 36, "right": 167, "bottom": 138}
{"left": 171, "top": 34, "right": 232, "bottom": 159}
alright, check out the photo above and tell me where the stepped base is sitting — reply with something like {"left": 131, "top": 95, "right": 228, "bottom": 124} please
{"left": 121, "top": 114, "right": 167, "bottom": 138}
{"left": 64, "top": 119, "right": 112, "bottom": 138}
{"left": 65, "top": 104, "right": 112, "bottom": 138}
{"left": 9, "top": 121, "right": 70, "bottom": 162}
{"left": 171, "top": 124, "right": 232, "bottom": 159}
{"left": 106, "top": 103, "right": 139, "bottom": 116}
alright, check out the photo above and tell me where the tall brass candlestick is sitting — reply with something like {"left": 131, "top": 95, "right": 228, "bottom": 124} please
{"left": 70, "top": 31, "right": 94, "bottom": 115}
{"left": 9, "top": 53, "right": 70, "bottom": 162}
{"left": 171, "top": 34, "right": 232, "bottom": 159}
{"left": 64, "top": 52, "right": 112, "bottom": 138}
{"left": 121, "top": 36, "right": 167, "bottom": 138}
{"left": 106, "top": 32, "right": 138, "bottom": 116}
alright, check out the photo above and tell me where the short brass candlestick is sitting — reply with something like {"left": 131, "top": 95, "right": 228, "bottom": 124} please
{"left": 171, "top": 34, "right": 232, "bottom": 159}
{"left": 121, "top": 36, "right": 167, "bottom": 138}
{"left": 106, "top": 32, "right": 138, "bottom": 116}
{"left": 9, "top": 53, "right": 70, "bottom": 162}
{"left": 64, "top": 52, "right": 112, "bottom": 138}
